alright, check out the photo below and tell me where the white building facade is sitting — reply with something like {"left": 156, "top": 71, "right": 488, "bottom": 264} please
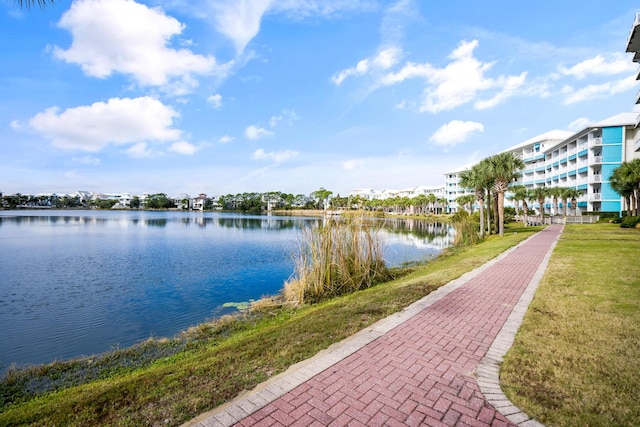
{"left": 443, "top": 113, "right": 640, "bottom": 215}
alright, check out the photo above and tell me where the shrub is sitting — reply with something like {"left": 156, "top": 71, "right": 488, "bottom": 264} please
{"left": 620, "top": 216, "right": 640, "bottom": 229}
{"left": 283, "top": 217, "right": 389, "bottom": 305}
{"left": 504, "top": 207, "right": 516, "bottom": 223}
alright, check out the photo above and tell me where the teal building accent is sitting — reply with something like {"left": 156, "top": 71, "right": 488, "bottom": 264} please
{"left": 602, "top": 145, "right": 622, "bottom": 163}
{"left": 601, "top": 201, "right": 620, "bottom": 211}
{"left": 602, "top": 127, "right": 622, "bottom": 144}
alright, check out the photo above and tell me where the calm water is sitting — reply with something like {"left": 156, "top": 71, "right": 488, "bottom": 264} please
{"left": 0, "top": 210, "right": 453, "bottom": 370}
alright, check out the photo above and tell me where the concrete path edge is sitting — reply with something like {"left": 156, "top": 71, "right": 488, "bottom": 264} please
{"left": 183, "top": 227, "right": 560, "bottom": 427}
{"left": 476, "top": 226, "right": 562, "bottom": 427}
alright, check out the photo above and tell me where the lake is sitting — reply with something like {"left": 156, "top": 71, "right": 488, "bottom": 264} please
{"left": 0, "top": 210, "right": 453, "bottom": 370}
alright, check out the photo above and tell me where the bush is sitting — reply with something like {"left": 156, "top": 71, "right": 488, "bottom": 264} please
{"left": 620, "top": 216, "right": 640, "bottom": 228}
{"left": 504, "top": 207, "right": 516, "bottom": 223}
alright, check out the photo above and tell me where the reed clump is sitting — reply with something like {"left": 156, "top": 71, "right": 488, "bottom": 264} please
{"left": 284, "top": 217, "right": 389, "bottom": 305}
{"left": 451, "top": 210, "right": 481, "bottom": 246}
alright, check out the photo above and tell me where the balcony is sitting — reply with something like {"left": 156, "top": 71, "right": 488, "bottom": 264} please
{"left": 627, "top": 12, "right": 640, "bottom": 54}
{"left": 590, "top": 175, "right": 602, "bottom": 183}
{"left": 592, "top": 156, "right": 603, "bottom": 164}
{"left": 589, "top": 193, "right": 601, "bottom": 202}
{"left": 588, "top": 137, "right": 602, "bottom": 147}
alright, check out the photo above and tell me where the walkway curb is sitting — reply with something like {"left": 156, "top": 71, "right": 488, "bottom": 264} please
{"left": 476, "top": 226, "right": 561, "bottom": 427}
{"left": 184, "top": 227, "right": 560, "bottom": 427}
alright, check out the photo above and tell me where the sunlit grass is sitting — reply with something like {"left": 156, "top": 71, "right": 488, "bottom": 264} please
{"left": 501, "top": 224, "right": 640, "bottom": 427}
{"left": 0, "top": 223, "right": 537, "bottom": 426}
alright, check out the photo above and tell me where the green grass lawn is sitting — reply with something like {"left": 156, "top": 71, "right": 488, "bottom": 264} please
{"left": 0, "top": 224, "right": 537, "bottom": 426}
{"left": 501, "top": 224, "right": 640, "bottom": 427}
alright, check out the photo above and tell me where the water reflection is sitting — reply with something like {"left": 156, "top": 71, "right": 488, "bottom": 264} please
{"left": 0, "top": 210, "right": 452, "bottom": 369}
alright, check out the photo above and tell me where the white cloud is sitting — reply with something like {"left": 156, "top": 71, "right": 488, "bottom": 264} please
{"left": 72, "top": 155, "right": 101, "bottom": 165}
{"left": 568, "top": 117, "right": 590, "bottom": 131}
{"left": 207, "top": 0, "right": 274, "bottom": 54}
{"left": 218, "top": 135, "right": 235, "bottom": 144}
{"left": 381, "top": 39, "right": 526, "bottom": 113}
{"left": 564, "top": 75, "right": 638, "bottom": 104}
{"left": 474, "top": 72, "right": 527, "bottom": 110}
{"left": 204, "top": 0, "right": 376, "bottom": 54}
{"left": 252, "top": 148, "right": 298, "bottom": 162}
{"left": 207, "top": 94, "right": 223, "bottom": 109}
{"left": 53, "top": 0, "right": 225, "bottom": 94}
{"left": 332, "top": 46, "right": 402, "bottom": 85}
{"left": 559, "top": 53, "right": 636, "bottom": 79}
{"left": 126, "top": 142, "right": 156, "bottom": 158}
{"left": 429, "top": 120, "right": 484, "bottom": 147}
{"left": 245, "top": 124, "right": 273, "bottom": 140}
{"left": 29, "top": 96, "right": 182, "bottom": 152}
{"left": 342, "top": 159, "right": 364, "bottom": 170}
{"left": 168, "top": 141, "right": 198, "bottom": 155}
{"left": 9, "top": 120, "right": 22, "bottom": 130}
{"left": 269, "top": 109, "right": 300, "bottom": 127}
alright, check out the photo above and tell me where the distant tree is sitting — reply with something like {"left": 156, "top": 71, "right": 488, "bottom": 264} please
{"left": 130, "top": 196, "right": 141, "bottom": 209}
{"left": 455, "top": 194, "right": 475, "bottom": 213}
{"left": 510, "top": 185, "right": 531, "bottom": 226}
{"left": 563, "top": 188, "right": 583, "bottom": 216}
{"left": 530, "top": 186, "right": 549, "bottom": 217}
{"left": 548, "top": 187, "right": 564, "bottom": 216}
{"left": 310, "top": 188, "right": 333, "bottom": 210}
{"left": 437, "top": 197, "right": 448, "bottom": 215}
{"left": 425, "top": 193, "right": 437, "bottom": 214}
{"left": 147, "top": 193, "right": 175, "bottom": 209}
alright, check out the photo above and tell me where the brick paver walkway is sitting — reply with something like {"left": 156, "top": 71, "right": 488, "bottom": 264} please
{"left": 186, "top": 225, "right": 562, "bottom": 427}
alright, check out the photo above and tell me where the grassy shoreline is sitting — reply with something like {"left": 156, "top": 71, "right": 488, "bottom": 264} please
{"left": 0, "top": 224, "right": 535, "bottom": 426}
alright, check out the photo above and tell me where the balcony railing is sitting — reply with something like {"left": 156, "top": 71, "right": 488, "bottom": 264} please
{"left": 589, "top": 193, "right": 601, "bottom": 202}
{"left": 592, "top": 156, "right": 602, "bottom": 164}
{"left": 590, "top": 175, "right": 602, "bottom": 183}
{"left": 589, "top": 137, "right": 602, "bottom": 147}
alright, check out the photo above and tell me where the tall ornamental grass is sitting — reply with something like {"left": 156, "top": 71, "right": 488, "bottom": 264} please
{"left": 451, "top": 210, "right": 481, "bottom": 246}
{"left": 284, "top": 217, "right": 388, "bottom": 304}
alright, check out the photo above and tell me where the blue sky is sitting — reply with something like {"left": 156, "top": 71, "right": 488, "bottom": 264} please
{"left": 1, "top": 0, "right": 639, "bottom": 197}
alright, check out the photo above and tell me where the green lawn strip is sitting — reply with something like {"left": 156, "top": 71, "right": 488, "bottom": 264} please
{"left": 0, "top": 225, "right": 538, "bottom": 426}
{"left": 501, "top": 224, "right": 640, "bottom": 427}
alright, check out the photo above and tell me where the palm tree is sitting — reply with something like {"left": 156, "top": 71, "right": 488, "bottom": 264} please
{"left": 564, "top": 188, "right": 583, "bottom": 216}
{"left": 485, "top": 153, "right": 525, "bottom": 236}
{"left": 456, "top": 194, "right": 475, "bottom": 213}
{"left": 15, "top": 0, "right": 54, "bottom": 8}
{"left": 548, "top": 187, "right": 564, "bottom": 216}
{"left": 530, "top": 187, "right": 548, "bottom": 219}
{"left": 426, "top": 193, "right": 437, "bottom": 214}
{"left": 437, "top": 197, "right": 448, "bottom": 215}
{"left": 559, "top": 187, "right": 576, "bottom": 217}
{"left": 610, "top": 166, "right": 634, "bottom": 216}
{"left": 459, "top": 164, "right": 489, "bottom": 237}
{"left": 511, "top": 185, "right": 531, "bottom": 226}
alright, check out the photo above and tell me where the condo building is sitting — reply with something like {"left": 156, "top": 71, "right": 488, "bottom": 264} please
{"left": 443, "top": 113, "right": 640, "bottom": 215}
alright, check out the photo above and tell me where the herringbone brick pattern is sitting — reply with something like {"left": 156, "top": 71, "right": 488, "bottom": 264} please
{"left": 225, "top": 226, "right": 561, "bottom": 426}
